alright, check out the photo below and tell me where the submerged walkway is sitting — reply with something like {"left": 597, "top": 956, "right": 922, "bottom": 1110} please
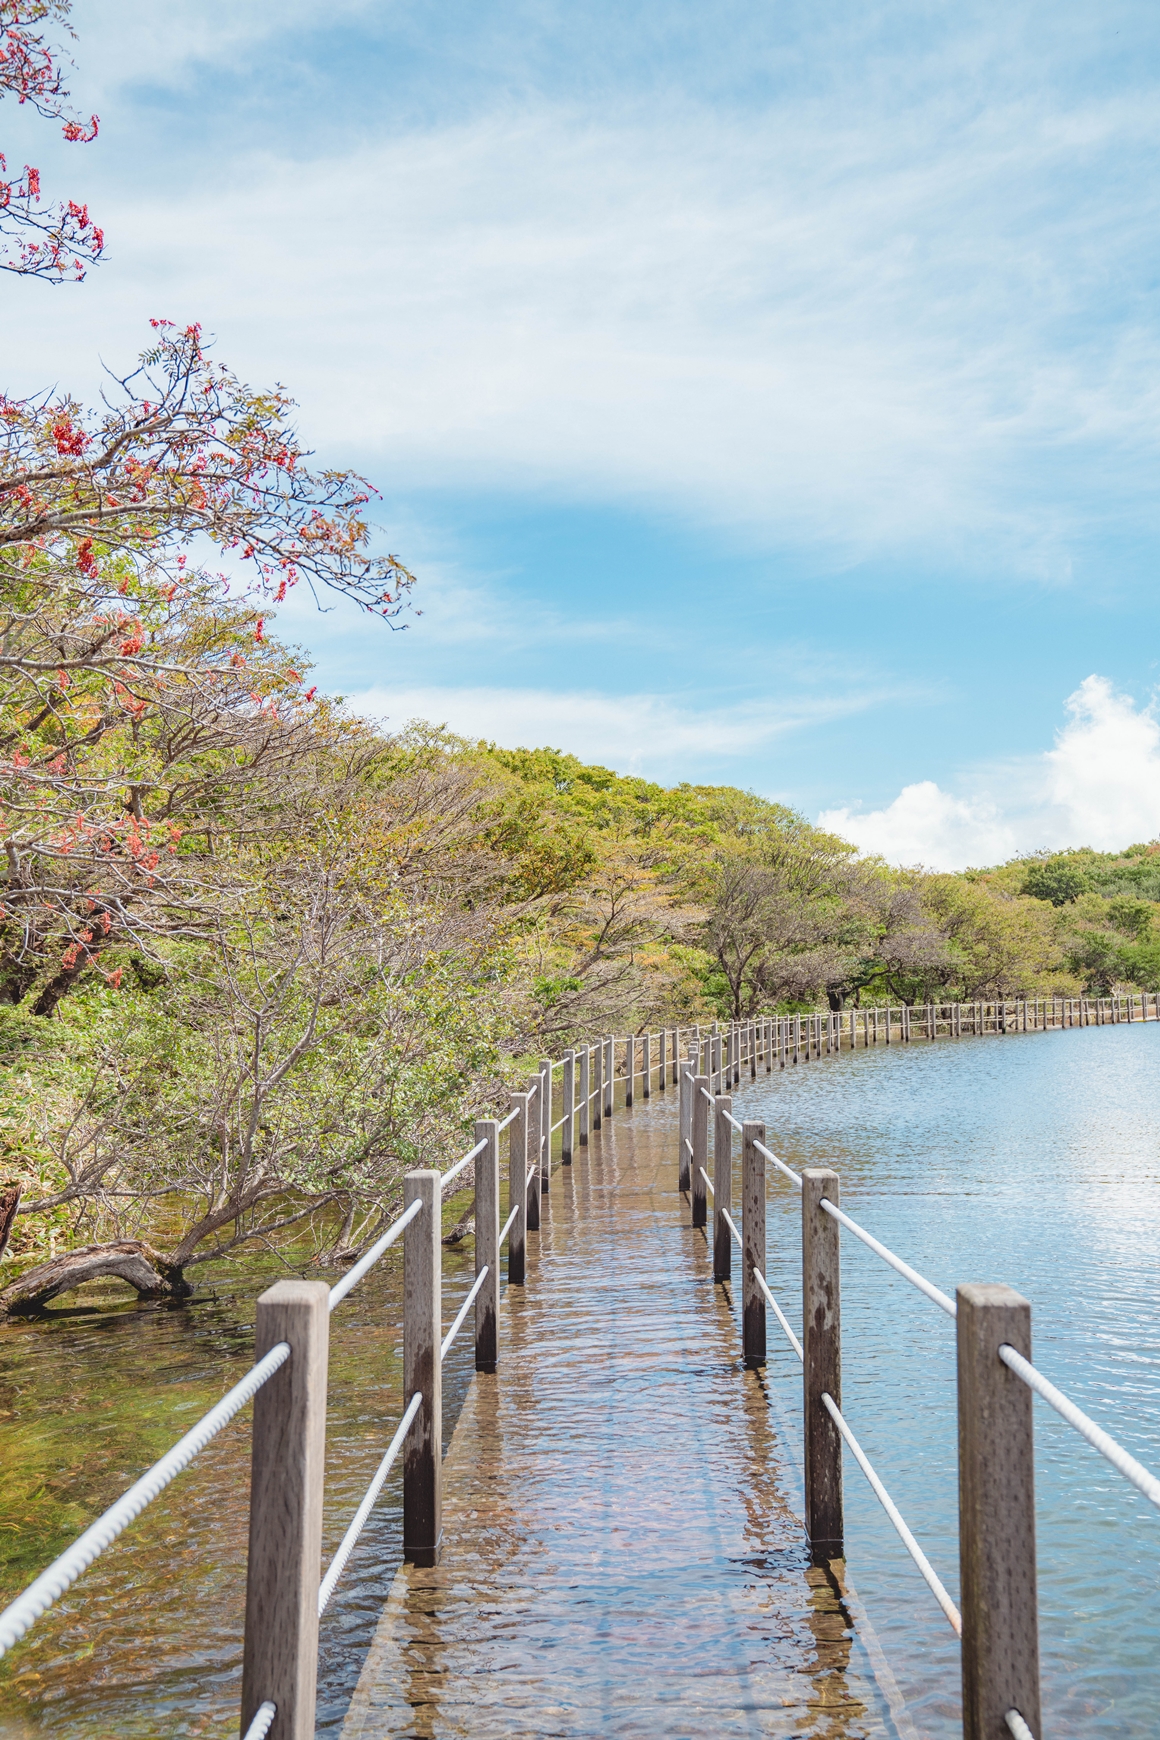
{"left": 341, "top": 1101, "right": 890, "bottom": 1739}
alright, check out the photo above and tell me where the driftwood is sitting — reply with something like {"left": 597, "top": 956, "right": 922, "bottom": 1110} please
{"left": 442, "top": 1213, "right": 475, "bottom": 1246}
{"left": 0, "top": 1240, "right": 193, "bottom": 1313}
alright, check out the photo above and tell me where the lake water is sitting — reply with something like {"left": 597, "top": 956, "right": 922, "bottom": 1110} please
{"left": 2, "top": 1020, "right": 1158, "bottom": 1737}
{"left": 734, "top": 1018, "right": 1160, "bottom": 1738}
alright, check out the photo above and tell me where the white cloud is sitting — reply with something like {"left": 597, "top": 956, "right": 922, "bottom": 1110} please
{"left": 817, "top": 782, "right": 1019, "bottom": 869}
{"left": 819, "top": 676, "right": 1160, "bottom": 869}
{"left": 11, "top": 86, "right": 1160, "bottom": 572}
{"left": 346, "top": 682, "right": 885, "bottom": 777}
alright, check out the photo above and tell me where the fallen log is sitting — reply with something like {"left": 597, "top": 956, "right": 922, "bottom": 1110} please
{"left": 0, "top": 1241, "right": 193, "bottom": 1313}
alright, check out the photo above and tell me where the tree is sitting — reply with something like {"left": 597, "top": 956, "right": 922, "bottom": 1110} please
{"left": 0, "top": 727, "right": 519, "bottom": 1309}
{"left": 1023, "top": 856, "right": 1088, "bottom": 906}
{"left": 0, "top": 325, "right": 416, "bottom": 1010}
{"left": 1, "top": 1, "right": 103, "bottom": 281}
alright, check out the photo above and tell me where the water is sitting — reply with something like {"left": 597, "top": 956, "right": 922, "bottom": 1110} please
{"left": 0, "top": 1228, "right": 482, "bottom": 1739}
{"left": 3, "top": 1024, "right": 1159, "bottom": 1736}
{"left": 741, "top": 1020, "right": 1160, "bottom": 1738}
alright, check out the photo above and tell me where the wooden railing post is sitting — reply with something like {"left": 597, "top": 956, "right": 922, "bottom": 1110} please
{"left": 474, "top": 1119, "right": 499, "bottom": 1371}
{"left": 742, "top": 1121, "right": 766, "bottom": 1368}
{"left": 539, "top": 1058, "right": 551, "bottom": 1194}
{"left": 402, "top": 1169, "right": 441, "bottom": 1566}
{"left": 643, "top": 1031, "right": 651, "bottom": 1098}
{"left": 526, "top": 1082, "right": 541, "bottom": 1231}
{"left": 625, "top": 1035, "right": 634, "bottom": 1107}
{"left": 592, "top": 1039, "right": 602, "bottom": 1130}
{"left": 561, "top": 1051, "right": 574, "bottom": 1164}
{"left": 241, "top": 1280, "right": 329, "bottom": 1740}
{"left": 691, "top": 1074, "right": 710, "bottom": 1228}
{"left": 678, "top": 1062, "right": 692, "bottom": 1192}
{"left": 508, "top": 1093, "right": 529, "bottom": 1281}
{"left": 604, "top": 1037, "right": 614, "bottom": 1119}
{"left": 957, "top": 1283, "right": 1041, "bottom": 1740}
{"left": 802, "top": 1167, "right": 842, "bottom": 1560}
{"left": 713, "top": 1093, "right": 733, "bottom": 1283}
{"left": 579, "top": 1045, "right": 590, "bottom": 1146}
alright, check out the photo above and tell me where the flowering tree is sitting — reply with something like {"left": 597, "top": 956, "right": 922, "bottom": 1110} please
{"left": 0, "top": 0, "right": 102, "bottom": 280}
{"left": 0, "top": 322, "right": 415, "bottom": 1010}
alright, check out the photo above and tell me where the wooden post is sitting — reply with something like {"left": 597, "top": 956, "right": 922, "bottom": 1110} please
{"left": 604, "top": 1037, "right": 614, "bottom": 1118}
{"left": 742, "top": 1121, "right": 766, "bottom": 1368}
{"left": 402, "top": 1170, "right": 441, "bottom": 1566}
{"left": 562, "top": 1050, "right": 574, "bottom": 1164}
{"left": 802, "top": 1167, "right": 842, "bottom": 1560}
{"left": 713, "top": 1093, "right": 733, "bottom": 1283}
{"left": 538, "top": 1059, "right": 551, "bottom": 1193}
{"left": 592, "top": 1040, "right": 602, "bottom": 1130}
{"left": 579, "top": 1046, "right": 590, "bottom": 1146}
{"left": 678, "top": 1061, "right": 692, "bottom": 1191}
{"left": 957, "top": 1283, "right": 1041, "bottom": 1740}
{"left": 625, "top": 1035, "right": 634, "bottom": 1107}
{"left": 750, "top": 1020, "right": 757, "bottom": 1078}
{"left": 793, "top": 1014, "right": 801, "bottom": 1064}
{"left": 474, "top": 1119, "right": 499, "bottom": 1371}
{"left": 525, "top": 1082, "right": 541, "bottom": 1234}
{"left": 766, "top": 1017, "right": 773, "bottom": 1072}
{"left": 691, "top": 1074, "right": 710, "bottom": 1228}
{"left": 241, "top": 1280, "right": 329, "bottom": 1740}
{"left": 672, "top": 1028, "right": 681, "bottom": 1084}
{"left": 508, "top": 1094, "right": 528, "bottom": 1281}
{"left": 643, "top": 1030, "right": 651, "bottom": 1098}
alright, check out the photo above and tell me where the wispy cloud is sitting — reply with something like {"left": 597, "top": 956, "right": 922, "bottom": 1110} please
{"left": 13, "top": 70, "right": 1160, "bottom": 576}
{"left": 819, "top": 677, "right": 1160, "bottom": 869}
{"left": 347, "top": 681, "right": 891, "bottom": 779}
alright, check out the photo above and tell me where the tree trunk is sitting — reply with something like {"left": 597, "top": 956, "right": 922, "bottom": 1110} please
{"left": 0, "top": 1240, "right": 192, "bottom": 1313}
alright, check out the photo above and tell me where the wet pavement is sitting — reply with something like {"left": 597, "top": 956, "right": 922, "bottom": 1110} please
{"left": 341, "top": 1094, "right": 894, "bottom": 1739}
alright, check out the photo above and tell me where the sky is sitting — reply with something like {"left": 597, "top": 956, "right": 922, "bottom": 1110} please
{"left": 5, "top": 0, "right": 1160, "bottom": 869}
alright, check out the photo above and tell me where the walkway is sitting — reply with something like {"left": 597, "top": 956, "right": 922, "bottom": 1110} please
{"left": 341, "top": 1099, "right": 890, "bottom": 1738}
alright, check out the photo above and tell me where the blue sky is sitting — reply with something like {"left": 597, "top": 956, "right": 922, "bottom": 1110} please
{"left": 7, "top": 0, "right": 1160, "bottom": 866}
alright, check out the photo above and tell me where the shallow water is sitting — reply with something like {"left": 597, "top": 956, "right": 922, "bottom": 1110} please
{"left": 0, "top": 1213, "right": 482, "bottom": 1739}
{"left": 2, "top": 1023, "right": 1159, "bottom": 1736}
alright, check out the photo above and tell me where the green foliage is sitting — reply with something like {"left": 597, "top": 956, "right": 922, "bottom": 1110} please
{"left": 1023, "top": 857, "right": 1089, "bottom": 905}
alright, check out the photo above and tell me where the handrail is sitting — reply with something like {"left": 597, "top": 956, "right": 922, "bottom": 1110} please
{"left": 753, "top": 1136, "right": 802, "bottom": 1187}
{"left": 316, "top": 1391, "right": 423, "bottom": 1617}
{"left": 441, "top": 1136, "right": 487, "bottom": 1190}
{"left": 241, "top": 1701, "right": 278, "bottom": 1740}
{"left": 999, "top": 1344, "right": 1160, "bottom": 1508}
{"left": 753, "top": 1267, "right": 803, "bottom": 1360}
{"left": 0, "top": 1340, "right": 292, "bottom": 1658}
{"left": 441, "top": 1268, "right": 490, "bottom": 1360}
{"left": 329, "top": 1198, "right": 422, "bottom": 1312}
{"left": 819, "top": 1199, "right": 957, "bottom": 1320}
{"left": 821, "top": 1393, "right": 962, "bottom": 1637}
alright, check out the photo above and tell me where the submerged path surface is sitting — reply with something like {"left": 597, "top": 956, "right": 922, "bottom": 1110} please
{"left": 341, "top": 1097, "right": 893, "bottom": 1739}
